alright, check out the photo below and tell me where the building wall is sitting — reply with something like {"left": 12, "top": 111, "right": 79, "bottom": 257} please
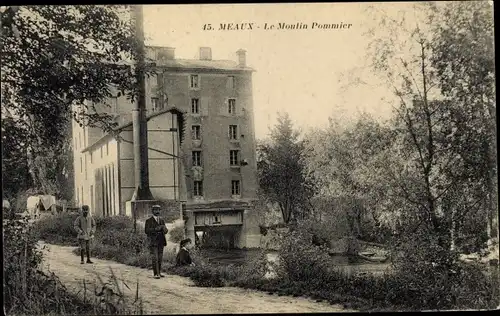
{"left": 242, "top": 208, "right": 262, "bottom": 248}
{"left": 71, "top": 50, "right": 261, "bottom": 248}
{"left": 72, "top": 102, "right": 120, "bottom": 217}
{"left": 118, "top": 112, "right": 181, "bottom": 215}
{"left": 157, "top": 71, "right": 258, "bottom": 203}
{"left": 194, "top": 210, "right": 243, "bottom": 226}
{"left": 87, "top": 140, "right": 119, "bottom": 217}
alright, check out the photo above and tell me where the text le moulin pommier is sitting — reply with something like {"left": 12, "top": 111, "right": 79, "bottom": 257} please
{"left": 203, "top": 22, "right": 352, "bottom": 31}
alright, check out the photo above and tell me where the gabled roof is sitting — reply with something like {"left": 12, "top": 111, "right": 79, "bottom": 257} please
{"left": 80, "top": 106, "right": 186, "bottom": 153}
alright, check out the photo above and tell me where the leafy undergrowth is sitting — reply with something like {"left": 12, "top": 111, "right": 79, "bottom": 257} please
{"left": 36, "top": 213, "right": 498, "bottom": 312}
{"left": 5, "top": 216, "right": 144, "bottom": 315}
{"left": 168, "top": 225, "right": 185, "bottom": 244}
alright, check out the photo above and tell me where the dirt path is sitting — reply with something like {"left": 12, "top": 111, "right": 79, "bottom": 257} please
{"left": 40, "top": 242, "right": 351, "bottom": 314}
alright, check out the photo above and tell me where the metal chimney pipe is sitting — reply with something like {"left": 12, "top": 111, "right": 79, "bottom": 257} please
{"left": 131, "top": 4, "right": 153, "bottom": 201}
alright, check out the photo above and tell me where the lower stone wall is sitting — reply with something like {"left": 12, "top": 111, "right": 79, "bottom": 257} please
{"left": 125, "top": 199, "right": 182, "bottom": 222}
{"left": 183, "top": 207, "right": 264, "bottom": 249}
{"left": 244, "top": 234, "right": 262, "bottom": 249}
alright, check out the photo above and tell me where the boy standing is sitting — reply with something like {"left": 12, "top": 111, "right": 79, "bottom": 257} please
{"left": 73, "top": 205, "right": 96, "bottom": 264}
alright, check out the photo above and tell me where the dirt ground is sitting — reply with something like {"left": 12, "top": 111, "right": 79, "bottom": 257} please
{"left": 39, "top": 242, "right": 352, "bottom": 314}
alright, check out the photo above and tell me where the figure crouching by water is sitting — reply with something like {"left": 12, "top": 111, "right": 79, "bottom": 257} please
{"left": 74, "top": 205, "right": 96, "bottom": 264}
{"left": 176, "top": 238, "right": 195, "bottom": 267}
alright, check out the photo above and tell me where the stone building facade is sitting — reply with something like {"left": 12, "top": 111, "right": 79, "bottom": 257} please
{"left": 72, "top": 46, "right": 261, "bottom": 248}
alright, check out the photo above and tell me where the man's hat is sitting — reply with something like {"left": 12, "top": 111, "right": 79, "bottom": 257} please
{"left": 152, "top": 205, "right": 161, "bottom": 209}
{"left": 81, "top": 205, "right": 89, "bottom": 211}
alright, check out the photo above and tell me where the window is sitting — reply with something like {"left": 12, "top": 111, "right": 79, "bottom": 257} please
{"left": 90, "top": 151, "right": 93, "bottom": 164}
{"left": 106, "top": 143, "right": 109, "bottom": 156}
{"left": 232, "top": 180, "right": 241, "bottom": 195}
{"left": 100, "top": 147, "right": 103, "bottom": 158}
{"left": 151, "top": 97, "right": 161, "bottom": 112}
{"left": 193, "top": 181, "right": 203, "bottom": 196}
{"left": 228, "top": 98, "right": 236, "bottom": 114}
{"left": 227, "top": 76, "right": 235, "bottom": 90}
{"left": 229, "top": 125, "right": 238, "bottom": 140}
{"left": 213, "top": 213, "right": 220, "bottom": 223}
{"left": 230, "top": 150, "right": 240, "bottom": 166}
{"left": 80, "top": 157, "right": 83, "bottom": 173}
{"left": 191, "top": 98, "right": 200, "bottom": 114}
{"left": 192, "top": 151, "right": 202, "bottom": 166}
{"left": 190, "top": 74, "right": 199, "bottom": 89}
{"left": 191, "top": 125, "right": 201, "bottom": 140}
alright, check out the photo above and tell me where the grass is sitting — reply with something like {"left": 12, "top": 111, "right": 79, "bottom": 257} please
{"left": 4, "top": 215, "right": 145, "bottom": 315}
{"left": 34, "top": 213, "right": 498, "bottom": 312}
{"left": 32, "top": 213, "right": 401, "bottom": 311}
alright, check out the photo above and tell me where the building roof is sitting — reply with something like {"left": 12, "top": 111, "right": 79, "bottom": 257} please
{"left": 184, "top": 200, "right": 253, "bottom": 211}
{"left": 80, "top": 106, "right": 186, "bottom": 153}
{"left": 155, "top": 59, "right": 254, "bottom": 72}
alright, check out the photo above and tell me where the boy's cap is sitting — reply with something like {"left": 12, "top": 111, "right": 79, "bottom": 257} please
{"left": 152, "top": 205, "right": 161, "bottom": 209}
{"left": 180, "top": 238, "right": 192, "bottom": 247}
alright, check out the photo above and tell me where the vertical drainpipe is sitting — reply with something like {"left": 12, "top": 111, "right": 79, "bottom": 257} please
{"left": 117, "top": 137, "right": 122, "bottom": 215}
{"left": 172, "top": 114, "right": 177, "bottom": 202}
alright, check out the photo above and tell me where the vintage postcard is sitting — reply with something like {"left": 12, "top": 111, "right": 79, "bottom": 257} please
{"left": 2, "top": 2, "right": 497, "bottom": 314}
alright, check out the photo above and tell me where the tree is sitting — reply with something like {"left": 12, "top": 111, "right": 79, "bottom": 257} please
{"left": 352, "top": 2, "right": 490, "bottom": 252}
{"left": 1, "top": 5, "right": 144, "bottom": 196}
{"left": 257, "top": 112, "right": 314, "bottom": 224}
{"left": 302, "top": 113, "right": 399, "bottom": 242}
{"left": 430, "top": 0, "right": 497, "bottom": 301}
{"left": 333, "top": 4, "right": 497, "bottom": 307}
{"left": 333, "top": 1, "right": 495, "bottom": 258}
{"left": 1, "top": 115, "right": 32, "bottom": 199}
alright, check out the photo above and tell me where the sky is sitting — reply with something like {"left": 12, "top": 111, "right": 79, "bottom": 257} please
{"left": 142, "top": 3, "right": 408, "bottom": 140}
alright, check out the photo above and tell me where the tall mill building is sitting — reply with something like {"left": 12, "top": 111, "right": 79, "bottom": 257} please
{"left": 72, "top": 47, "right": 261, "bottom": 248}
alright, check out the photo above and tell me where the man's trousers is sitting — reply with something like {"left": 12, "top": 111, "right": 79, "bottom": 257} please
{"left": 149, "top": 245, "right": 164, "bottom": 276}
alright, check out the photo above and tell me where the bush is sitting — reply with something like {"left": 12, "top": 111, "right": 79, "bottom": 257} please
{"left": 33, "top": 212, "right": 80, "bottom": 246}
{"left": 298, "top": 218, "right": 361, "bottom": 256}
{"left": 40, "top": 213, "right": 496, "bottom": 311}
{"left": 272, "top": 222, "right": 496, "bottom": 311}
{"left": 278, "top": 226, "right": 332, "bottom": 281}
{"left": 95, "top": 215, "right": 135, "bottom": 231}
{"left": 71, "top": 227, "right": 150, "bottom": 263}
{"left": 387, "top": 234, "right": 495, "bottom": 310}
{"left": 168, "top": 225, "right": 184, "bottom": 243}
{"left": 189, "top": 265, "right": 225, "bottom": 287}
{"left": 4, "top": 217, "right": 143, "bottom": 315}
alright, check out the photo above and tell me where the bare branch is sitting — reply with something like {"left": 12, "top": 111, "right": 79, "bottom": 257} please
{"left": 399, "top": 57, "right": 424, "bottom": 101}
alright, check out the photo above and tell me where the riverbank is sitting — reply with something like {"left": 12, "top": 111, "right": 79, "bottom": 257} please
{"left": 40, "top": 242, "right": 350, "bottom": 314}
{"left": 34, "top": 213, "right": 494, "bottom": 311}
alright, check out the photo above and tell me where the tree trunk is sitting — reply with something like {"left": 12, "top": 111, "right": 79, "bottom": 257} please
{"left": 486, "top": 141, "right": 499, "bottom": 306}
{"left": 450, "top": 206, "right": 456, "bottom": 251}
{"left": 26, "top": 144, "right": 41, "bottom": 190}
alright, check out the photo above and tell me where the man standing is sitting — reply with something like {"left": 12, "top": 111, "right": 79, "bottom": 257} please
{"left": 73, "top": 205, "right": 96, "bottom": 264}
{"left": 145, "top": 205, "right": 168, "bottom": 279}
